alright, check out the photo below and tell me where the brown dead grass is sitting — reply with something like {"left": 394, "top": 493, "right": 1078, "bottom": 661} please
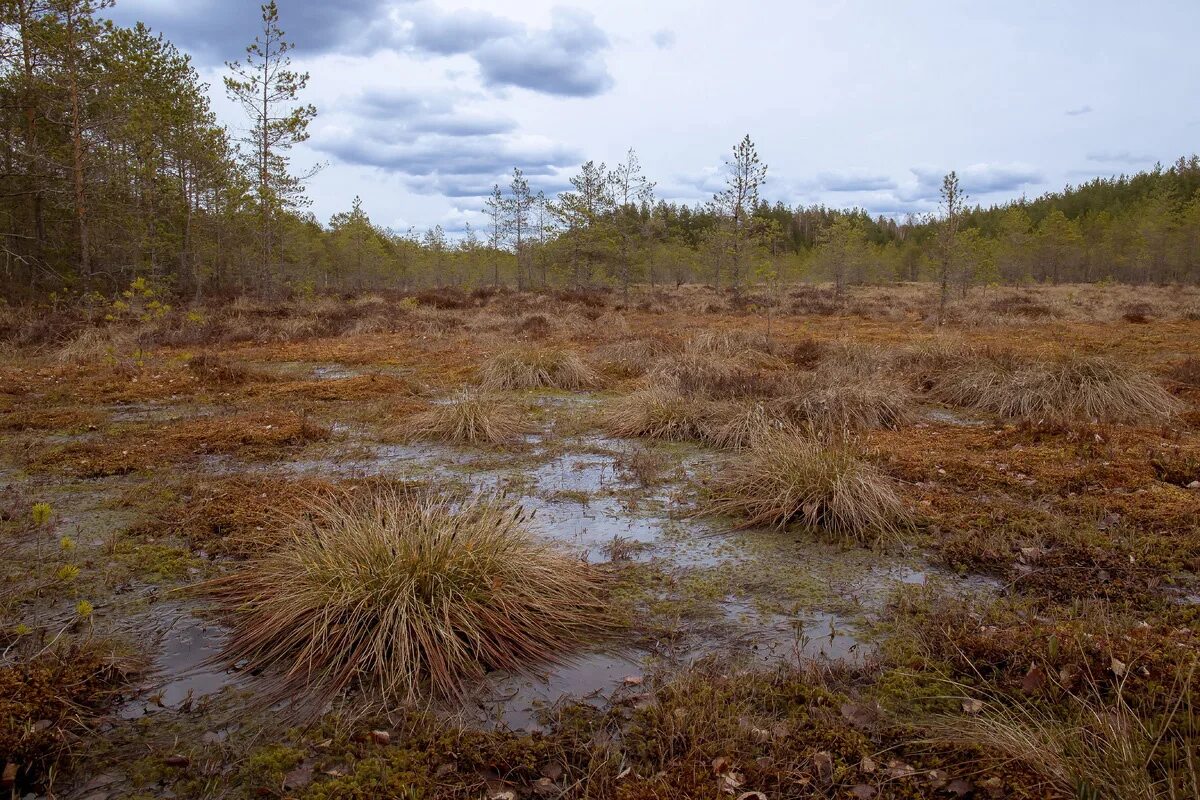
{"left": 400, "top": 390, "right": 531, "bottom": 446}
{"left": 197, "top": 489, "right": 618, "bottom": 712}
{"left": 30, "top": 411, "right": 330, "bottom": 477}
{"left": 702, "top": 429, "right": 911, "bottom": 544}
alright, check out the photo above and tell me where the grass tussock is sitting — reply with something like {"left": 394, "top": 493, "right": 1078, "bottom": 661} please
{"left": 186, "top": 351, "right": 259, "bottom": 384}
{"left": 601, "top": 386, "right": 713, "bottom": 441}
{"left": 779, "top": 369, "right": 914, "bottom": 434}
{"left": 402, "top": 390, "right": 530, "bottom": 446}
{"left": 199, "top": 490, "right": 617, "bottom": 710}
{"left": 479, "top": 347, "right": 598, "bottom": 391}
{"left": 55, "top": 327, "right": 137, "bottom": 364}
{"left": 933, "top": 350, "right": 1182, "bottom": 424}
{"left": 700, "top": 401, "right": 789, "bottom": 450}
{"left": 701, "top": 430, "right": 910, "bottom": 543}
{"left": 925, "top": 683, "right": 1195, "bottom": 800}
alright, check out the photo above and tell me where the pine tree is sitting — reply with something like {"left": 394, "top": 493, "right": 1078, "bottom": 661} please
{"left": 508, "top": 168, "right": 532, "bottom": 289}
{"left": 224, "top": 1, "right": 316, "bottom": 286}
{"left": 936, "top": 171, "right": 966, "bottom": 323}
{"left": 483, "top": 183, "right": 507, "bottom": 286}
{"left": 712, "top": 135, "right": 767, "bottom": 290}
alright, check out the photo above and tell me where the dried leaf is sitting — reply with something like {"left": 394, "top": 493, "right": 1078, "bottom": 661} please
{"left": 1021, "top": 663, "right": 1047, "bottom": 694}
{"left": 946, "top": 778, "right": 973, "bottom": 797}
{"left": 722, "top": 771, "right": 745, "bottom": 792}
{"left": 840, "top": 701, "right": 874, "bottom": 728}
{"left": 1110, "top": 657, "right": 1127, "bottom": 677}
{"left": 849, "top": 785, "right": 876, "bottom": 799}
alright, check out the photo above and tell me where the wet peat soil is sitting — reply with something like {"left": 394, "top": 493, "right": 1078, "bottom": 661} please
{"left": 2, "top": 292, "right": 1198, "bottom": 799}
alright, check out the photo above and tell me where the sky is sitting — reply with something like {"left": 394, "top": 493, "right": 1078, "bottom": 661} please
{"left": 107, "top": 0, "right": 1200, "bottom": 236}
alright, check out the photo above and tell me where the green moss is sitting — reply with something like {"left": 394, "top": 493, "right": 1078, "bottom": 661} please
{"left": 111, "top": 540, "right": 203, "bottom": 583}
{"left": 239, "top": 744, "right": 305, "bottom": 795}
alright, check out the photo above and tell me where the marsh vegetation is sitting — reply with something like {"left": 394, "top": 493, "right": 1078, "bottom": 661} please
{"left": 1, "top": 282, "right": 1197, "bottom": 799}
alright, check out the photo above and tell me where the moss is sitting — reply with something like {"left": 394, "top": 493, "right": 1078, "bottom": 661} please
{"left": 0, "top": 642, "right": 139, "bottom": 792}
{"left": 111, "top": 541, "right": 203, "bottom": 583}
{"left": 239, "top": 744, "right": 305, "bottom": 795}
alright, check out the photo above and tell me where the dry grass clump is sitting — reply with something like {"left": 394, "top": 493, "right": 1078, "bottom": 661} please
{"left": 592, "top": 336, "right": 680, "bottom": 378}
{"left": 601, "top": 386, "right": 713, "bottom": 441}
{"left": 186, "top": 351, "right": 259, "bottom": 384}
{"left": 700, "top": 401, "right": 789, "bottom": 450}
{"left": 701, "top": 430, "right": 910, "bottom": 543}
{"left": 479, "top": 347, "right": 598, "bottom": 391}
{"left": 652, "top": 335, "right": 788, "bottom": 400}
{"left": 55, "top": 326, "right": 137, "bottom": 364}
{"left": 925, "top": 675, "right": 1196, "bottom": 800}
{"left": 932, "top": 350, "right": 1182, "bottom": 424}
{"left": 199, "top": 490, "right": 617, "bottom": 710}
{"left": 788, "top": 336, "right": 824, "bottom": 369}
{"left": 403, "top": 390, "right": 530, "bottom": 446}
{"left": 778, "top": 369, "right": 914, "bottom": 434}
{"left": 513, "top": 313, "right": 553, "bottom": 339}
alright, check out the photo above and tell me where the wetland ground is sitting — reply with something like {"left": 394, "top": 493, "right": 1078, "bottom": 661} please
{"left": 1, "top": 282, "right": 1198, "bottom": 799}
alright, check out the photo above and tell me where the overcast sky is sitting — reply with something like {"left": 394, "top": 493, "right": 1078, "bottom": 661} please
{"left": 108, "top": 0, "right": 1200, "bottom": 235}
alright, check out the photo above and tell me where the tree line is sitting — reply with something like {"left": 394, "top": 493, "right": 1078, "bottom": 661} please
{"left": 3, "top": 1, "right": 1198, "bottom": 304}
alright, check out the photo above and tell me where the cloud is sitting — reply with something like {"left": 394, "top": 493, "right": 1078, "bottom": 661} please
{"left": 1086, "top": 150, "right": 1155, "bottom": 165}
{"left": 312, "top": 103, "right": 580, "bottom": 201}
{"left": 473, "top": 9, "right": 613, "bottom": 97}
{"left": 904, "top": 163, "right": 1042, "bottom": 200}
{"left": 1065, "top": 104, "right": 1093, "bottom": 116}
{"left": 817, "top": 171, "right": 897, "bottom": 192}
{"left": 111, "top": 1, "right": 615, "bottom": 98}
{"left": 349, "top": 89, "right": 516, "bottom": 137}
{"left": 403, "top": 8, "right": 520, "bottom": 55}
{"left": 652, "top": 28, "right": 677, "bottom": 49}
{"left": 107, "top": 0, "right": 388, "bottom": 62}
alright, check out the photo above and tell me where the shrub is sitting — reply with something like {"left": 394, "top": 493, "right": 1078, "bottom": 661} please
{"left": 932, "top": 350, "right": 1181, "bottom": 424}
{"left": 479, "top": 347, "right": 598, "bottom": 391}
{"left": 403, "top": 390, "right": 530, "bottom": 446}
{"left": 198, "top": 490, "right": 617, "bottom": 710}
{"left": 0, "top": 643, "right": 142, "bottom": 792}
{"left": 700, "top": 430, "right": 910, "bottom": 544}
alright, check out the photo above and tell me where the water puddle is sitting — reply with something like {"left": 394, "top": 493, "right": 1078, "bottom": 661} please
{"left": 164, "top": 387, "right": 997, "bottom": 728}
{"left": 118, "top": 602, "right": 237, "bottom": 719}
